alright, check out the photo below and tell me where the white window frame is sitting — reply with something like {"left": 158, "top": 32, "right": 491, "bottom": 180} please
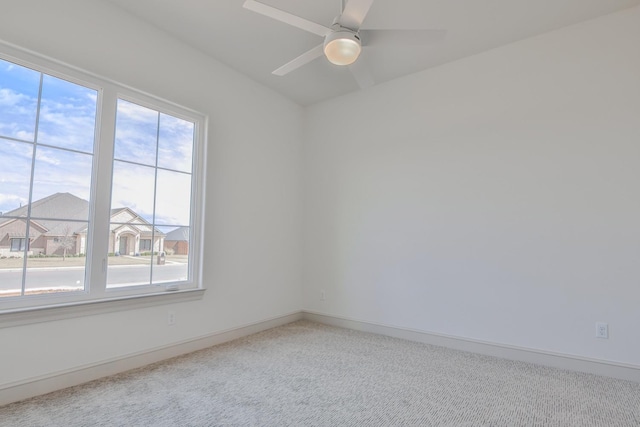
{"left": 0, "top": 41, "right": 207, "bottom": 327}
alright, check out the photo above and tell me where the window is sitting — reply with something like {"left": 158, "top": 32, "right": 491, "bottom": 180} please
{"left": 139, "top": 239, "right": 152, "bottom": 252}
{"left": 0, "top": 58, "right": 94, "bottom": 296}
{"left": 0, "top": 45, "right": 205, "bottom": 313}
{"left": 108, "top": 99, "right": 193, "bottom": 288}
{"left": 10, "top": 238, "right": 28, "bottom": 252}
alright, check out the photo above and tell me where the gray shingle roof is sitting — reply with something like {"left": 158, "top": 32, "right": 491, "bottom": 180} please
{"left": 0, "top": 193, "right": 89, "bottom": 235}
{"left": 0, "top": 193, "right": 165, "bottom": 236}
{"left": 165, "top": 226, "right": 189, "bottom": 242}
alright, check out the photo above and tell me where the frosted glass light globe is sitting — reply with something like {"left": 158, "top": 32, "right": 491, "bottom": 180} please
{"left": 323, "top": 31, "right": 362, "bottom": 66}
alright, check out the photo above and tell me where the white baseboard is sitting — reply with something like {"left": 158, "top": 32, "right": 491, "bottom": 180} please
{"left": 4, "top": 310, "right": 638, "bottom": 407}
{"left": 302, "top": 311, "right": 640, "bottom": 383}
{"left": 0, "top": 311, "right": 303, "bottom": 407}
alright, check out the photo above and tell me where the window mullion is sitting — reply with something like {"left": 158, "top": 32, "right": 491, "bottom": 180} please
{"left": 86, "top": 85, "right": 118, "bottom": 297}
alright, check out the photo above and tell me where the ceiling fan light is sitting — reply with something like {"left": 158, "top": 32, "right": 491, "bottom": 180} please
{"left": 323, "top": 31, "right": 361, "bottom": 66}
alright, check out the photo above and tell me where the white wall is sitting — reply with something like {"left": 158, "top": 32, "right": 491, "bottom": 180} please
{"left": 0, "top": 0, "right": 302, "bottom": 387}
{"left": 303, "top": 6, "right": 640, "bottom": 366}
{"left": 1, "top": 0, "right": 638, "bottom": 398}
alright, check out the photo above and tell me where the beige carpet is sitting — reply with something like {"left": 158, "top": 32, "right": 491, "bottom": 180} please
{"left": 1, "top": 320, "right": 639, "bottom": 426}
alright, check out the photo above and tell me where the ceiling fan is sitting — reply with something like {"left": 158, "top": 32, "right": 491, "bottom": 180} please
{"left": 243, "top": 0, "right": 446, "bottom": 89}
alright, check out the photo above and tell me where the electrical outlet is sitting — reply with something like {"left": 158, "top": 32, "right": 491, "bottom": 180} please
{"left": 320, "top": 290, "right": 325, "bottom": 301}
{"left": 595, "top": 322, "right": 608, "bottom": 339}
{"left": 168, "top": 311, "right": 176, "bottom": 326}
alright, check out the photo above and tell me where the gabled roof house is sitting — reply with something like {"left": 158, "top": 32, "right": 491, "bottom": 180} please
{"left": 0, "top": 193, "right": 164, "bottom": 257}
{"left": 164, "top": 226, "right": 189, "bottom": 255}
{"left": 109, "top": 206, "right": 165, "bottom": 256}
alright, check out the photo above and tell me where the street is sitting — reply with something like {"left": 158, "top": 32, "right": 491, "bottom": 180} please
{"left": 0, "top": 263, "right": 189, "bottom": 294}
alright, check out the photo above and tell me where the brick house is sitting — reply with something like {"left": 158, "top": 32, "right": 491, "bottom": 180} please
{"left": 164, "top": 226, "right": 189, "bottom": 255}
{"left": 0, "top": 193, "right": 164, "bottom": 257}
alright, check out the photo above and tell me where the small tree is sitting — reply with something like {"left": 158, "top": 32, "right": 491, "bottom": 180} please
{"left": 59, "top": 226, "right": 76, "bottom": 261}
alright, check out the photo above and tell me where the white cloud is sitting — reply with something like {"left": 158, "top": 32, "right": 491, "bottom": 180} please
{"left": 111, "top": 161, "right": 191, "bottom": 226}
{"left": 35, "top": 151, "right": 62, "bottom": 166}
{"left": 0, "top": 193, "right": 27, "bottom": 213}
{"left": 37, "top": 91, "right": 97, "bottom": 152}
{"left": 15, "top": 130, "right": 35, "bottom": 141}
{"left": 0, "top": 87, "right": 38, "bottom": 140}
{"left": 0, "top": 88, "right": 29, "bottom": 107}
{"left": 117, "top": 99, "right": 158, "bottom": 123}
{"left": 111, "top": 162, "right": 155, "bottom": 221}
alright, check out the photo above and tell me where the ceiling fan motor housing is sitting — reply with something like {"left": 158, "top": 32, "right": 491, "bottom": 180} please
{"left": 323, "top": 29, "right": 362, "bottom": 66}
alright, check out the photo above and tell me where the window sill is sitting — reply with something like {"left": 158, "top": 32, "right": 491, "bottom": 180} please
{"left": 0, "top": 288, "right": 205, "bottom": 329}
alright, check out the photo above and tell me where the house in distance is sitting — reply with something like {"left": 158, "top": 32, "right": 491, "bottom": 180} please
{"left": 0, "top": 193, "right": 165, "bottom": 257}
{"left": 164, "top": 226, "right": 189, "bottom": 255}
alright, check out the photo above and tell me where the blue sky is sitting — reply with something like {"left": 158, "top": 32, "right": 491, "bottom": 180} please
{"left": 112, "top": 100, "right": 194, "bottom": 226}
{"left": 0, "top": 58, "right": 95, "bottom": 214}
{"left": 0, "top": 58, "right": 194, "bottom": 227}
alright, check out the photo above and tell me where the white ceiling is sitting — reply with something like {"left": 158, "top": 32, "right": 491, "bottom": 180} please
{"left": 104, "top": 0, "right": 640, "bottom": 106}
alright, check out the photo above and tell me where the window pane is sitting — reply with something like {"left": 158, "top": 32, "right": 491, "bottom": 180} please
{"left": 111, "top": 161, "right": 155, "bottom": 224}
{"left": 107, "top": 191, "right": 159, "bottom": 288}
{"left": 0, "top": 255, "right": 23, "bottom": 298}
{"left": 32, "top": 147, "right": 93, "bottom": 206}
{"left": 38, "top": 74, "right": 97, "bottom": 153}
{"left": 153, "top": 259, "right": 188, "bottom": 285}
{"left": 158, "top": 113, "right": 194, "bottom": 173}
{"left": 0, "top": 58, "right": 39, "bottom": 142}
{"left": 22, "top": 220, "right": 87, "bottom": 295}
{"left": 114, "top": 99, "right": 158, "bottom": 166}
{"left": 155, "top": 226, "right": 189, "bottom": 284}
{"left": 155, "top": 170, "right": 191, "bottom": 226}
{"left": 24, "top": 250, "right": 84, "bottom": 296}
{"left": 0, "top": 139, "right": 33, "bottom": 217}
{"left": 109, "top": 98, "right": 195, "bottom": 290}
{"left": 0, "top": 57, "right": 97, "bottom": 302}
{"left": 106, "top": 231, "right": 152, "bottom": 288}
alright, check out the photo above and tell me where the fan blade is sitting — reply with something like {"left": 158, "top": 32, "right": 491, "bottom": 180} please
{"left": 339, "top": 0, "right": 374, "bottom": 30}
{"left": 349, "top": 58, "right": 375, "bottom": 89}
{"left": 359, "top": 29, "right": 446, "bottom": 47}
{"left": 243, "top": 0, "right": 331, "bottom": 37}
{"left": 273, "top": 44, "right": 325, "bottom": 76}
